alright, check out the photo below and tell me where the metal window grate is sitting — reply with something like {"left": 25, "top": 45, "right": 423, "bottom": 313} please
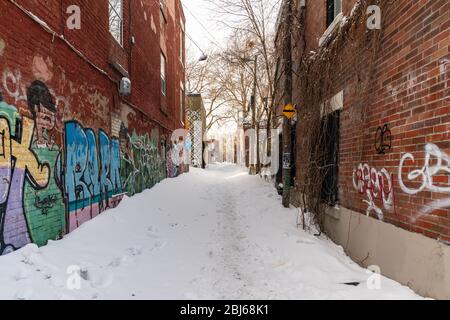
{"left": 187, "top": 110, "right": 203, "bottom": 167}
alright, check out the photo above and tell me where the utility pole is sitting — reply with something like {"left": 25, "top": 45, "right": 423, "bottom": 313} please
{"left": 282, "top": 0, "right": 293, "bottom": 208}
{"left": 249, "top": 55, "right": 259, "bottom": 175}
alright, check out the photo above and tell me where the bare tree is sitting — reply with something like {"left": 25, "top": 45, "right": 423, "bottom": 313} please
{"left": 206, "top": 0, "right": 282, "bottom": 174}
{"left": 186, "top": 49, "right": 239, "bottom": 134}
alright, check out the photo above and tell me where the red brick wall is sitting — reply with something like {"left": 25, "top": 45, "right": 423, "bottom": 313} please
{"left": 304, "top": 0, "right": 327, "bottom": 52}
{"left": 0, "top": 0, "right": 186, "bottom": 254}
{"left": 282, "top": 0, "right": 450, "bottom": 242}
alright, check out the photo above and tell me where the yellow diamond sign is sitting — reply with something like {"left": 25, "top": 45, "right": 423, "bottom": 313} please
{"left": 283, "top": 103, "right": 296, "bottom": 119}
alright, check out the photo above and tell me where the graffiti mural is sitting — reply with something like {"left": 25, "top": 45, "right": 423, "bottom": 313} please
{"left": 352, "top": 163, "right": 395, "bottom": 220}
{"left": 0, "top": 62, "right": 177, "bottom": 254}
{"left": 57, "top": 121, "right": 123, "bottom": 232}
{"left": 166, "top": 129, "right": 191, "bottom": 177}
{"left": 399, "top": 143, "right": 450, "bottom": 220}
{"left": 0, "top": 80, "right": 66, "bottom": 254}
{"left": 24, "top": 81, "right": 65, "bottom": 247}
{"left": 166, "top": 145, "right": 177, "bottom": 178}
{"left": 119, "top": 124, "right": 165, "bottom": 196}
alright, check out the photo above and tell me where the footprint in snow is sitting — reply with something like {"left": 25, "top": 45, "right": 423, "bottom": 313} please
{"left": 90, "top": 271, "right": 114, "bottom": 289}
{"left": 35, "top": 266, "right": 53, "bottom": 280}
{"left": 15, "top": 288, "right": 33, "bottom": 300}
{"left": 147, "top": 226, "right": 160, "bottom": 238}
{"left": 14, "top": 267, "right": 30, "bottom": 281}
{"left": 42, "top": 269, "right": 52, "bottom": 280}
{"left": 296, "top": 240, "right": 316, "bottom": 245}
{"left": 108, "top": 256, "right": 129, "bottom": 268}
{"left": 127, "top": 246, "right": 143, "bottom": 256}
{"left": 150, "top": 240, "right": 167, "bottom": 251}
{"left": 50, "top": 275, "right": 65, "bottom": 288}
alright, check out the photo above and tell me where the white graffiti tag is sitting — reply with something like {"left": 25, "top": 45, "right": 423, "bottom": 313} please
{"left": 2, "top": 69, "right": 27, "bottom": 104}
{"left": 353, "top": 164, "right": 394, "bottom": 220}
{"left": 399, "top": 143, "right": 450, "bottom": 220}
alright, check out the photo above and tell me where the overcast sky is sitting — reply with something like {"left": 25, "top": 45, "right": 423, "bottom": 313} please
{"left": 181, "top": 0, "right": 230, "bottom": 60}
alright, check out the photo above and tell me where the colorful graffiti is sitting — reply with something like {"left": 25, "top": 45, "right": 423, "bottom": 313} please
{"left": 25, "top": 81, "right": 64, "bottom": 246}
{"left": 0, "top": 59, "right": 183, "bottom": 255}
{"left": 119, "top": 124, "right": 165, "bottom": 196}
{"left": 166, "top": 146, "right": 177, "bottom": 178}
{"left": 352, "top": 163, "right": 395, "bottom": 220}
{"left": 57, "top": 121, "right": 123, "bottom": 232}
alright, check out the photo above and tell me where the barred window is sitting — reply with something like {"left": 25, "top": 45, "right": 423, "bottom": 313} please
{"left": 109, "top": 0, "right": 123, "bottom": 45}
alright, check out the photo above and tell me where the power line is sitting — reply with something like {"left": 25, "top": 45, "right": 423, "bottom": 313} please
{"left": 157, "top": 0, "right": 208, "bottom": 57}
{"left": 181, "top": 1, "right": 225, "bottom": 51}
{"left": 185, "top": 32, "right": 207, "bottom": 55}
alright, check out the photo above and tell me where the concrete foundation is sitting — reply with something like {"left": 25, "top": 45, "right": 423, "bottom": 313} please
{"left": 324, "top": 206, "right": 450, "bottom": 299}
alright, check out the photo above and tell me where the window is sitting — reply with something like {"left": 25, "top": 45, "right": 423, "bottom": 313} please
{"left": 319, "top": 110, "right": 340, "bottom": 206}
{"left": 180, "top": 87, "right": 184, "bottom": 124}
{"left": 320, "top": 0, "right": 343, "bottom": 45}
{"left": 109, "top": 0, "right": 123, "bottom": 45}
{"left": 180, "top": 29, "right": 184, "bottom": 64}
{"left": 180, "top": 20, "right": 185, "bottom": 64}
{"left": 161, "top": 52, "right": 166, "bottom": 96}
{"left": 326, "top": 0, "right": 342, "bottom": 28}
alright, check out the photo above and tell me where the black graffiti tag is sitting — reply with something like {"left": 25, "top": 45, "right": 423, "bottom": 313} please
{"left": 34, "top": 194, "right": 58, "bottom": 215}
{"left": 375, "top": 124, "right": 392, "bottom": 155}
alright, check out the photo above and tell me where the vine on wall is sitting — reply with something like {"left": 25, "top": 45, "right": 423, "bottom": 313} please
{"left": 293, "top": 0, "right": 391, "bottom": 232}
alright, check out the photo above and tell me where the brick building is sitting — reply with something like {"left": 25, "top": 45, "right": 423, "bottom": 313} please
{"left": 275, "top": 0, "right": 449, "bottom": 298}
{"left": 0, "top": 0, "right": 185, "bottom": 254}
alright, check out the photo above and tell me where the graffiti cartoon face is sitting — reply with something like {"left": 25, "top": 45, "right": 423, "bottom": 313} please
{"left": 35, "top": 104, "right": 56, "bottom": 143}
{"left": 27, "top": 80, "right": 57, "bottom": 148}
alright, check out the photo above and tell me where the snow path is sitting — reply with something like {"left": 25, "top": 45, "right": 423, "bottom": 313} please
{"left": 0, "top": 164, "right": 423, "bottom": 300}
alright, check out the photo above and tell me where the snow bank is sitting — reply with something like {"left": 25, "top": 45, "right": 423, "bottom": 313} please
{"left": 0, "top": 164, "right": 424, "bottom": 300}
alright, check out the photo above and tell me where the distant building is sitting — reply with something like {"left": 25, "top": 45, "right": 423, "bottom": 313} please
{"left": 186, "top": 93, "right": 206, "bottom": 168}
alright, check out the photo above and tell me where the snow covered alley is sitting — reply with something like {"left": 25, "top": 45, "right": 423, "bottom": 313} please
{"left": 0, "top": 164, "right": 423, "bottom": 300}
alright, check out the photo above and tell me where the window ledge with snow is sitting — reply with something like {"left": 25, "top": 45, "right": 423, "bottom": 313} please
{"left": 319, "top": 12, "right": 343, "bottom": 47}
